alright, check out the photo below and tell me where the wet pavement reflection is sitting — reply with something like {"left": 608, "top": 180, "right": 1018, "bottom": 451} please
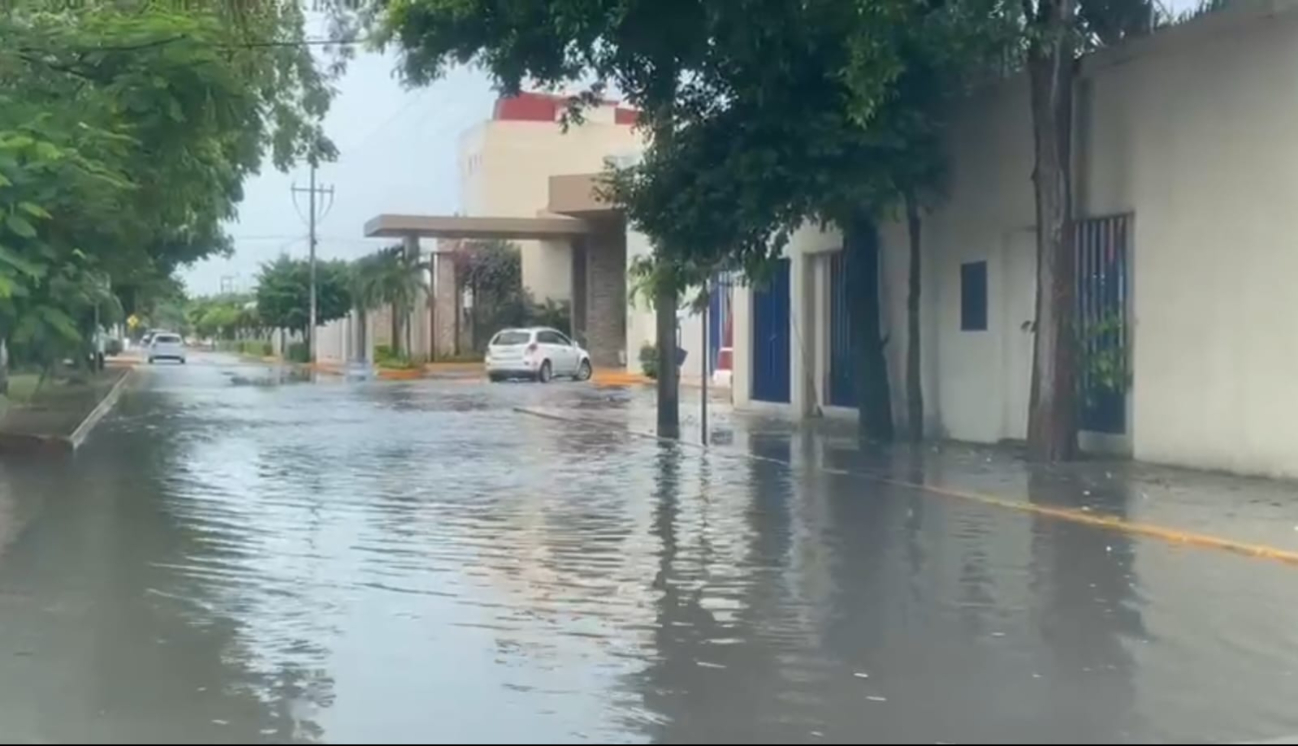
{"left": 0, "top": 353, "right": 1296, "bottom": 743}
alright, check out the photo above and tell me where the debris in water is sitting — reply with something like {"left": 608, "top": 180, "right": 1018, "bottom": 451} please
{"left": 866, "top": 696, "right": 888, "bottom": 703}
{"left": 1032, "top": 673, "right": 1042, "bottom": 679}
{"left": 1083, "top": 489, "right": 1091, "bottom": 496}
{"left": 853, "top": 672, "right": 870, "bottom": 679}
{"left": 212, "top": 719, "right": 229, "bottom": 726}
{"left": 696, "top": 661, "right": 725, "bottom": 669}
{"left": 810, "top": 731, "right": 825, "bottom": 738}
{"left": 1105, "top": 545, "right": 1113, "bottom": 553}
{"left": 991, "top": 632, "right": 1006, "bottom": 637}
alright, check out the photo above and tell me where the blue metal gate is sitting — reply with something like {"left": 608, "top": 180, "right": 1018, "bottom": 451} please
{"left": 828, "top": 252, "right": 856, "bottom": 407}
{"left": 1076, "top": 214, "right": 1130, "bottom": 434}
{"left": 751, "top": 259, "right": 791, "bottom": 403}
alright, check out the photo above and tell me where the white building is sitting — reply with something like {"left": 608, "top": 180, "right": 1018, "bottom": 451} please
{"left": 729, "top": 0, "right": 1298, "bottom": 479}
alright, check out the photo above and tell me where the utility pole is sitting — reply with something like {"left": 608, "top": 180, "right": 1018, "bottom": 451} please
{"left": 291, "top": 162, "right": 334, "bottom": 364}
{"left": 701, "top": 279, "right": 709, "bottom": 446}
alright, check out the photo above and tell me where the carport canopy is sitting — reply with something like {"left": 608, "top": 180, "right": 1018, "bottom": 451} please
{"left": 363, "top": 214, "right": 593, "bottom": 240}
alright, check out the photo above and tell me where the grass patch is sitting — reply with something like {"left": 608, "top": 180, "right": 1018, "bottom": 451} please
{"left": 4, "top": 373, "right": 43, "bottom": 405}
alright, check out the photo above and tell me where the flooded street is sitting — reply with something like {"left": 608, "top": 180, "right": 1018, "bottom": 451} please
{"left": 1, "top": 353, "right": 1297, "bottom": 744}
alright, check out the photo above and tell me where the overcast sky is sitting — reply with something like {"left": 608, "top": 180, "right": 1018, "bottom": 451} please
{"left": 183, "top": 49, "right": 497, "bottom": 296}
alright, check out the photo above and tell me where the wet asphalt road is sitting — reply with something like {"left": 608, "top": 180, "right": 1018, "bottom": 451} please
{"left": 0, "top": 353, "right": 1296, "bottom": 744}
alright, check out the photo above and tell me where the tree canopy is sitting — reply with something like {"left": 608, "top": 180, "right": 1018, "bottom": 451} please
{"left": 0, "top": 0, "right": 337, "bottom": 371}
{"left": 257, "top": 256, "right": 352, "bottom": 336}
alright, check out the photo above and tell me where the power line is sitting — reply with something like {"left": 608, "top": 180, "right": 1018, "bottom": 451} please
{"left": 18, "top": 35, "right": 371, "bottom": 56}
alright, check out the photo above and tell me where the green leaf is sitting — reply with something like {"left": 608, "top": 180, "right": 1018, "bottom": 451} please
{"left": 5, "top": 214, "right": 37, "bottom": 239}
{"left": 0, "top": 244, "right": 44, "bottom": 278}
{"left": 17, "top": 202, "right": 51, "bottom": 220}
{"left": 39, "top": 306, "right": 81, "bottom": 342}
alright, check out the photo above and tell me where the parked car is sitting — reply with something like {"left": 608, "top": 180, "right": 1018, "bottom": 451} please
{"left": 147, "top": 333, "right": 187, "bottom": 365}
{"left": 485, "top": 327, "right": 592, "bottom": 383}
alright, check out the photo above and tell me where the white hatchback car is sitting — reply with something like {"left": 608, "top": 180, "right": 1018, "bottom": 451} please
{"left": 486, "top": 327, "right": 592, "bottom": 383}
{"left": 147, "top": 333, "right": 187, "bottom": 365}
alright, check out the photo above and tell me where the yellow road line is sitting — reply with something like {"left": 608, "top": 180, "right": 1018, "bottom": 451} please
{"left": 513, "top": 407, "right": 1298, "bottom": 567}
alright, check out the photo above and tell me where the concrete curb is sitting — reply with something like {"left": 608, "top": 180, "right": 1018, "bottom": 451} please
{"left": 0, "top": 368, "right": 134, "bottom": 454}
{"left": 68, "top": 367, "right": 134, "bottom": 450}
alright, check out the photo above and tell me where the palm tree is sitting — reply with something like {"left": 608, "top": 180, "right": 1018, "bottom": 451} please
{"left": 351, "top": 245, "right": 426, "bottom": 359}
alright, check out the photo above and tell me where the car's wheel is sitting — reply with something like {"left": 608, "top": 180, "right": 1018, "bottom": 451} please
{"left": 537, "top": 360, "right": 552, "bottom": 383}
{"left": 575, "top": 359, "right": 592, "bottom": 382}
{"left": 180, "top": 358, "right": 187, "bottom": 365}
{"left": 488, "top": 372, "right": 503, "bottom": 383}
{"left": 147, "top": 358, "right": 155, "bottom": 365}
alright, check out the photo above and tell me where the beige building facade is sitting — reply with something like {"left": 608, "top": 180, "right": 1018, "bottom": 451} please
{"left": 458, "top": 94, "right": 643, "bottom": 304}
{"left": 732, "top": 0, "right": 1298, "bottom": 478}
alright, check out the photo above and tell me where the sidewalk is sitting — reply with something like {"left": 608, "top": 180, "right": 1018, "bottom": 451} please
{"left": 0, "top": 367, "right": 132, "bottom": 452}
{"left": 517, "top": 392, "right": 1298, "bottom": 561}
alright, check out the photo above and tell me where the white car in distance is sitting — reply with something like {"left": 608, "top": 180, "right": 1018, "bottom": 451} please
{"left": 147, "top": 333, "right": 187, "bottom": 365}
{"left": 485, "top": 327, "right": 592, "bottom": 383}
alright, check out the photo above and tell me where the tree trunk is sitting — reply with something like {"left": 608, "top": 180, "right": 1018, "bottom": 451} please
{"left": 1026, "top": 0, "right": 1079, "bottom": 462}
{"left": 904, "top": 192, "right": 924, "bottom": 442}
{"left": 391, "top": 303, "right": 402, "bottom": 357}
{"left": 0, "top": 339, "right": 9, "bottom": 397}
{"left": 844, "top": 209, "right": 894, "bottom": 442}
{"left": 655, "top": 280, "right": 680, "bottom": 439}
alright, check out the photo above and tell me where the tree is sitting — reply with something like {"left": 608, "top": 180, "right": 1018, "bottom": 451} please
{"left": 257, "top": 256, "right": 351, "bottom": 339}
{"left": 605, "top": 0, "right": 1009, "bottom": 442}
{"left": 455, "top": 239, "right": 529, "bottom": 349}
{"left": 1019, "top": 0, "right": 1157, "bottom": 460}
{"left": 351, "top": 245, "right": 426, "bottom": 358}
{"left": 0, "top": 1, "right": 338, "bottom": 382}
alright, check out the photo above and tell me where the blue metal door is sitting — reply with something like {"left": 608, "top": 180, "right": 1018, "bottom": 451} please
{"left": 828, "top": 252, "right": 856, "bottom": 407}
{"left": 751, "top": 259, "right": 791, "bottom": 403}
{"left": 1075, "top": 214, "right": 1130, "bottom": 434}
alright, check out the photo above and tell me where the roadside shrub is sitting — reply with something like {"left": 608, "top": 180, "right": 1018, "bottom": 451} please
{"left": 374, "top": 344, "right": 418, "bottom": 369}
{"left": 286, "top": 342, "right": 309, "bottom": 363}
{"left": 639, "top": 343, "right": 658, "bottom": 379}
{"left": 105, "top": 338, "right": 123, "bottom": 356}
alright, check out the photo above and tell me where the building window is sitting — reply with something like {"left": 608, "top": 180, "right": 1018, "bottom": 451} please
{"left": 960, "top": 261, "right": 988, "bottom": 331}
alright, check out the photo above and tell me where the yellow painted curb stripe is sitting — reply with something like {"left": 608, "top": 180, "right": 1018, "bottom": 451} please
{"left": 513, "top": 407, "right": 1298, "bottom": 567}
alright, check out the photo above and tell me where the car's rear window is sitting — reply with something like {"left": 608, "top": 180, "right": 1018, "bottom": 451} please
{"left": 155, "top": 335, "right": 180, "bottom": 344}
{"left": 493, "top": 331, "right": 531, "bottom": 345}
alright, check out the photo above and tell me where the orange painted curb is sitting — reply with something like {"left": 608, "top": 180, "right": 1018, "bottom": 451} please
{"left": 592, "top": 369, "right": 652, "bottom": 386}
{"left": 377, "top": 368, "right": 424, "bottom": 380}
{"left": 425, "top": 362, "right": 484, "bottom": 373}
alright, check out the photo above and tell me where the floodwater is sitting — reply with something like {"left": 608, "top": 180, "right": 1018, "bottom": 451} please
{"left": 0, "top": 353, "right": 1296, "bottom": 744}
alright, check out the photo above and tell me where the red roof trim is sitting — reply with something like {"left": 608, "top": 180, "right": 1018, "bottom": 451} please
{"left": 492, "top": 92, "right": 639, "bottom": 124}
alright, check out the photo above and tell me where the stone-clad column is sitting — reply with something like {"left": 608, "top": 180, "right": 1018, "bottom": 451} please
{"left": 432, "top": 239, "right": 459, "bottom": 359}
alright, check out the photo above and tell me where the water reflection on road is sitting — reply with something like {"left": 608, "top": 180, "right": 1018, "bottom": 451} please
{"left": 0, "top": 354, "right": 1295, "bottom": 743}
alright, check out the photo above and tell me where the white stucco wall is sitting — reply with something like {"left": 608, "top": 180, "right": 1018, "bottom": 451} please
{"left": 913, "top": 2, "right": 1298, "bottom": 476}
{"left": 458, "top": 114, "right": 643, "bottom": 304}
{"left": 732, "top": 1, "right": 1298, "bottom": 478}
{"left": 623, "top": 228, "right": 709, "bottom": 382}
